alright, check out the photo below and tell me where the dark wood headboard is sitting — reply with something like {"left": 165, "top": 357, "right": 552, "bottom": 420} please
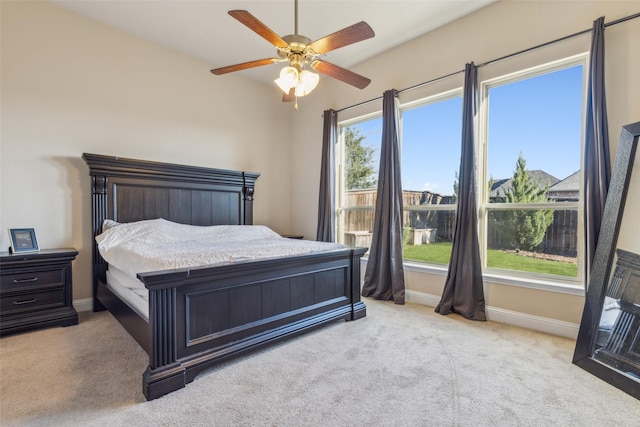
{"left": 82, "top": 153, "right": 260, "bottom": 309}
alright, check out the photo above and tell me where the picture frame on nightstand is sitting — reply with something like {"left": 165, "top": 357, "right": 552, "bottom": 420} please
{"left": 8, "top": 228, "right": 39, "bottom": 253}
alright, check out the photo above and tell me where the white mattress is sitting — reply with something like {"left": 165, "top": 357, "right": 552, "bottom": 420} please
{"left": 106, "top": 267, "right": 150, "bottom": 321}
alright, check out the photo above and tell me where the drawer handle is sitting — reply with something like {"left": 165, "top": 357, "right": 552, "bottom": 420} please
{"left": 13, "top": 298, "right": 38, "bottom": 305}
{"left": 13, "top": 277, "right": 39, "bottom": 284}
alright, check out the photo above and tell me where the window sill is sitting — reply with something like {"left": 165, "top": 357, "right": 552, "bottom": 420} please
{"left": 483, "top": 272, "right": 585, "bottom": 296}
{"left": 402, "top": 260, "right": 449, "bottom": 276}
{"left": 363, "top": 257, "right": 586, "bottom": 296}
{"left": 362, "top": 257, "right": 450, "bottom": 276}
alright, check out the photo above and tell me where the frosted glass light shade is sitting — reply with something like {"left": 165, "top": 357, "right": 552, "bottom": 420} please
{"left": 274, "top": 66, "right": 299, "bottom": 94}
{"left": 295, "top": 70, "right": 319, "bottom": 97}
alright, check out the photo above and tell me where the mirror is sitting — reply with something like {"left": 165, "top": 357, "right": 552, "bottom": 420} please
{"left": 573, "top": 121, "right": 640, "bottom": 399}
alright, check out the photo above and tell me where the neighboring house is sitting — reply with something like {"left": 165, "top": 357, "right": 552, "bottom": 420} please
{"left": 489, "top": 170, "right": 560, "bottom": 202}
{"left": 488, "top": 170, "right": 580, "bottom": 202}
{"left": 548, "top": 170, "right": 580, "bottom": 201}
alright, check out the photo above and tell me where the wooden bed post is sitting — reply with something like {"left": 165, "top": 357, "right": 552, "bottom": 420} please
{"left": 350, "top": 247, "right": 368, "bottom": 320}
{"left": 90, "top": 174, "right": 109, "bottom": 312}
{"left": 242, "top": 172, "right": 259, "bottom": 225}
{"left": 143, "top": 287, "right": 186, "bottom": 400}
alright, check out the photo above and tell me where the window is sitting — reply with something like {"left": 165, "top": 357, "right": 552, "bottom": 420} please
{"left": 480, "top": 58, "right": 585, "bottom": 282}
{"left": 401, "top": 92, "right": 462, "bottom": 265}
{"left": 336, "top": 54, "right": 586, "bottom": 287}
{"left": 337, "top": 116, "right": 382, "bottom": 249}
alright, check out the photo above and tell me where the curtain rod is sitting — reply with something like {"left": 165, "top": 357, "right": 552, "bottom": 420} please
{"left": 336, "top": 11, "right": 640, "bottom": 114}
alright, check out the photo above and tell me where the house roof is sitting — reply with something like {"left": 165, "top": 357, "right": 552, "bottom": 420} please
{"left": 490, "top": 170, "right": 560, "bottom": 198}
{"left": 548, "top": 170, "right": 580, "bottom": 192}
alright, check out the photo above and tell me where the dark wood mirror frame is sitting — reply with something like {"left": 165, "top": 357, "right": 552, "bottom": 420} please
{"left": 573, "top": 121, "right": 640, "bottom": 399}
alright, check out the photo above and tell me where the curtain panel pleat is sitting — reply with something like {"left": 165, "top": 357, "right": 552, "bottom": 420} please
{"left": 361, "top": 90, "right": 405, "bottom": 304}
{"left": 316, "top": 109, "right": 337, "bottom": 242}
{"left": 583, "top": 16, "right": 611, "bottom": 285}
{"left": 435, "top": 63, "right": 486, "bottom": 321}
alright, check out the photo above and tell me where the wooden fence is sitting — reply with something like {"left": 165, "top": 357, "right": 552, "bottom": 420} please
{"left": 343, "top": 189, "right": 446, "bottom": 231}
{"left": 342, "top": 189, "right": 577, "bottom": 256}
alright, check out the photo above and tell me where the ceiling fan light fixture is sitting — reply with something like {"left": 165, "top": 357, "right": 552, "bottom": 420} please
{"left": 212, "top": 5, "right": 375, "bottom": 108}
{"left": 274, "top": 66, "right": 299, "bottom": 94}
{"left": 295, "top": 70, "right": 319, "bottom": 97}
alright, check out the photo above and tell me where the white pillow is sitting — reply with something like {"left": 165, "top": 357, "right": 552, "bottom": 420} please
{"left": 102, "top": 219, "right": 121, "bottom": 232}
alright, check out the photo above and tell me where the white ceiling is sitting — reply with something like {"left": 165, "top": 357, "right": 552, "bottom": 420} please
{"left": 48, "top": 0, "right": 496, "bottom": 85}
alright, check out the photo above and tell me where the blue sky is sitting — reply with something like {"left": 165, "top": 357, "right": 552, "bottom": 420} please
{"left": 347, "top": 64, "right": 583, "bottom": 196}
{"left": 402, "top": 96, "right": 463, "bottom": 194}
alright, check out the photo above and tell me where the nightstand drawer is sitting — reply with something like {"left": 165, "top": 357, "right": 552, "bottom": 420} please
{"left": 0, "top": 248, "right": 78, "bottom": 336}
{"left": 0, "top": 269, "right": 64, "bottom": 290}
{"left": 1, "top": 288, "right": 66, "bottom": 314}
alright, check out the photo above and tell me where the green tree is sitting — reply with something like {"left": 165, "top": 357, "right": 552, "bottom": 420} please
{"left": 453, "top": 172, "right": 493, "bottom": 203}
{"left": 452, "top": 171, "right": 459, "bottom": 204}
{"left": 345, "top": 127, "right": 377, "bottom": 189}
{"left": 503, "top": 155, "right": 554, "bottom": 251}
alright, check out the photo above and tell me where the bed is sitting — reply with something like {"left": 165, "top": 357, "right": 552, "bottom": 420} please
{"left": 83, "top": 153, "right": 367, "bottom": 400}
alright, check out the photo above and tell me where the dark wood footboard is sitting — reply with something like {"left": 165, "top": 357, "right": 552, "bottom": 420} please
{"left": 139, "top": 247, "right": 366, "bottom": 400}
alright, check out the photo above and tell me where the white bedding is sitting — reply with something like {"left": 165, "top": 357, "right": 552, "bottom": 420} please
{"left": 106, "top": 267, "right": 150, "bottom": 320}
{"left": 599, "top": 296, "right": 621, "bottom": 330}
{"left": 96, "top": 218, "right": 347, "bottom": 279}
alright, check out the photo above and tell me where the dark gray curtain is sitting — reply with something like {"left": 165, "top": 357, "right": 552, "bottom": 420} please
{"left": 316, "top": 109, "right": 337, "bottom": 242}
{"left": 435, "top": 63, "right": 486, "bottom": 321}
{"left": 361, "top": 90, "right": 405, "bottom": 304}
{"left": 583, "top": 16, "right": 610, "bottom": 285}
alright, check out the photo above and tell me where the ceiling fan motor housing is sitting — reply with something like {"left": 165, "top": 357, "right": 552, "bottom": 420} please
{"left": 280, "top": 34, "right": 317, "bottom": 69}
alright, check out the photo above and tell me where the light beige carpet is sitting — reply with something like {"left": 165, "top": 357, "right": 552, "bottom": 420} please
{"left": 1, "top": 299, "right": 638, "bottom": 426}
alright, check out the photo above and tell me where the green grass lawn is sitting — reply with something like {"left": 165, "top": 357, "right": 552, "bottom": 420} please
{"left": 402, "top": 242, "right": 577, "bottom": 277}
{"left": 403, "top": 242, "right": 453, "bottom": 265}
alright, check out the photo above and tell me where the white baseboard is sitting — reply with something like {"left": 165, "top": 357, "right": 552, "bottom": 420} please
{"left": 406, "top": 289, "right": 579, "bottom": 339}
{"left": 73, "top": 298, "right": 93, "bottom": 313}
{"left": 405, "top": 290, "right": 442, "bottom": 307}
{"left": 75, "top": 291, "right": 580, "bottom": 339}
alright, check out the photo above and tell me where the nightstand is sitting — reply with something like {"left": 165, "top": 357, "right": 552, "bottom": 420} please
{"left": 0, "top": 248, "right": 79, "bottom": 336}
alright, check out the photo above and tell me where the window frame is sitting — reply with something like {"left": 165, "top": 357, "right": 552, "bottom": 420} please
{"left": 334, "top": 53, "right": 589, "bottom": 295}
{"left": 477, "top": 54, "right": 588, "bottom": 287}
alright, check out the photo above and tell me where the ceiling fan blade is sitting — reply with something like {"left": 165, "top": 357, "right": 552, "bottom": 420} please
{"left": 313, "top": 61, "right": 371, "bottom": 89}
{"left": 282, "top": 87, "right": 295, "bottom": 102}
{"left": 309, "top": 21, "right": 374, "bottom": 54}
{"left": 211, "top": 58, "right": 277, "bottom": 75}
{"left": 228, "top": 10, "right": 289, "bottom": 49}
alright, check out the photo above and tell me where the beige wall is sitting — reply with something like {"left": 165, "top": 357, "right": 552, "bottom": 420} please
{"left": 291, "top": 0, "right": 640, "bottom": 328}
{"left": 2, "top": 1, "right": 639, "bottom": 333}
{"left": 1, "top": 1, "right": 293, "bottom": 301}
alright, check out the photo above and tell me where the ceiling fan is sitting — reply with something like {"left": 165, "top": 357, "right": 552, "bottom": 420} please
{"left": 210, "top": 0, "right": 375, "bottom": 108}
